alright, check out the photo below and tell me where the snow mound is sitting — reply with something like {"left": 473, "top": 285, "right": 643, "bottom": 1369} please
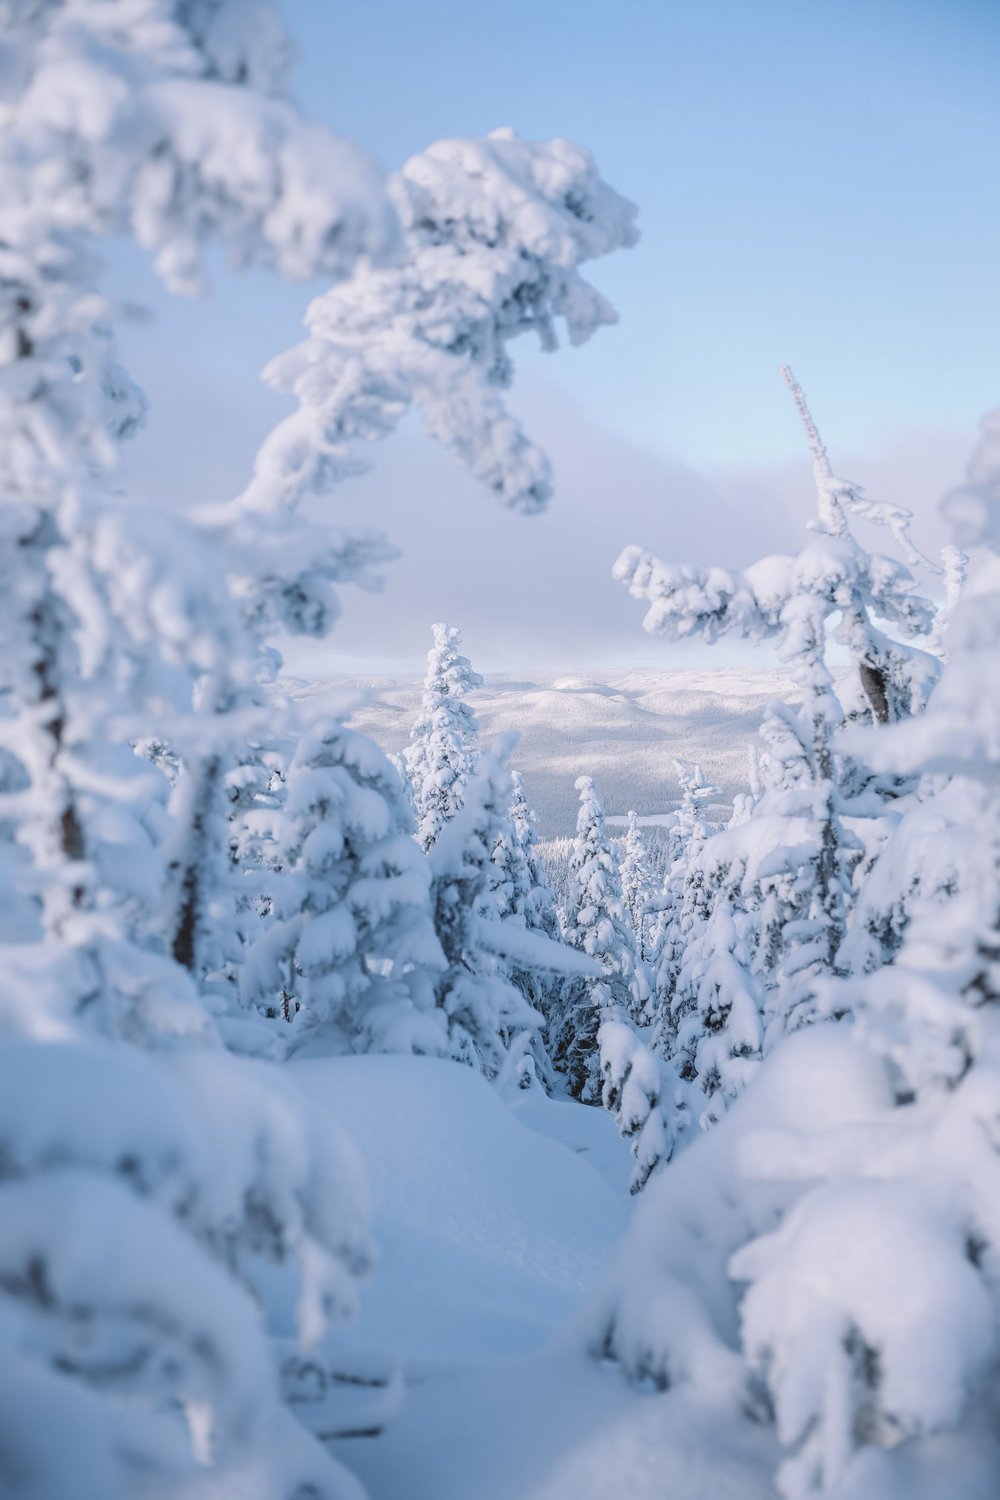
{"left": 292, "top": 1056, "right": 629, "bottom": 1360}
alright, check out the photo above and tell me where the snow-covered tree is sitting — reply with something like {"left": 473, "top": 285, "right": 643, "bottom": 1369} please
{"left": 598, "top": 1015, "right": 669, "bottom": 1193}
{"left": 587, "top": 404, "right": 1000, "bottom": 1500}
{"left": 554, "top": 775, "right": 648, "bottom": 1099}
{"left": 620, "top": 810, "right": 657, "bottom": 961}
{"left": 488, "top": 768, "right": 572, "bottom": 1088}
{"left": 0, "top": 5, "right": 397, "bottom": 1494}
{"left": 428, "top": 736, "right": 594, "bottom": 1078}
{"left": 648, "top": 761, "right": 719, "bottom": 1056}
{"left": 505, "top": 771, "right": 563, "bottom": 941}
{"left": 616, "top": 371, "right": 939, "bottom": 729}
{"left": 729, "top": 411, "right": 1000, "bottom": 1500}
{"left": 239, "top": 718, "right": 448, "bottom": 1057}
{"left": 404, "top": 622, "right": 483, "bottom": 850}
{"left": 240, "top": 128, "right": 638, "bottom": 517}
{"left": 617, "top": 372, "right": 939, "bottom": 1043}
{"left": 670, "top": 868, "right": 763, "bottom": 1129}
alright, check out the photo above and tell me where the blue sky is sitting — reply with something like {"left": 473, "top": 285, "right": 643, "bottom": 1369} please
{"left": 284, "top": 0, "right": 1000, "bottom": 463}
{"left": 116, "top": 0, "right": 1000, "bottom": 671}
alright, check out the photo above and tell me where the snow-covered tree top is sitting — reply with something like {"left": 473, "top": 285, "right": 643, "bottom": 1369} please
{"left": 392, "top": 128, "right": 638, "bottom": 337}
{"left": 941, "top": 407, "right": 1000, "bottom": 556}
{"left": 781, "top": 366, "right": 934, "bottom": 569}
{"left": 420, "top": 622, "right": 485, "bottom": 704}
{"left": 615, "top": 370, "right": 940, "bottom": 723}
{"left": 404, "top": 623, "right": 483, "bottom": 850}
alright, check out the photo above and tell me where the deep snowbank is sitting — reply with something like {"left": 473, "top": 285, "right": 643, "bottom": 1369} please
{"left": 292, "top": 1055, "right": 630, "bottom": 1361}
{"left": 289, "top": 1054, "right": 776, "bottom": 1500}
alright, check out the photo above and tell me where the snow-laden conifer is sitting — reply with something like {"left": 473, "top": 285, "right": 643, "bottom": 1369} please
{"left": 618, "top": 373, "right": 939, "bottom": 1043}
{"left": 598, "top": 1015, "right": 669, "bottom": 1193}
{"left": 615, "top": 370, "right": 939, "bottom": 729}
{"left": 489, "top": 769, "right": 574, "bottom": 1089}
{"left": 649, "top": 761, "right": 719, "bottom": 1057}
{"left": 239, "top": 719, "right": 447, "bottom": 1057}
{"left": 429, "top": 737, "right": 595, "bottom": 1080}
{"left": 555, "top": 775, "right": 649, "bottom": 1099}
{"left": 729, "top": 414, "right": 1000, "bottom": 1499}
{"left": 620, "top": 810, "right": 658, "bottom": 963}
{"left": 404, "top": 622, "right": 483, "bottom": 850}
{"left": 505, "top": 772, "right": 563, "bottom": 942}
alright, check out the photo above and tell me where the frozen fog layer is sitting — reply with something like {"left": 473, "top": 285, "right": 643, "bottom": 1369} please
{"left": 285, "top": 669, "right": 801, "bottom": 834}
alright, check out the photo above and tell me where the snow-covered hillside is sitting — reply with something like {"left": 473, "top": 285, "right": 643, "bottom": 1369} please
{"left": 285, "top": 669, "right": 800, "bottom": 834}
{"left": 292, "top": 1055, "right": 779, "bottom": 1500}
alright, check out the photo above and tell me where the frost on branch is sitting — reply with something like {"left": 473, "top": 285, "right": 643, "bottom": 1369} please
{"left": 0, "top": 0, "right": 394, "bottom": 296}
{"left": 620, "top": 809, "right": 658, "bottom": 963}
{"left": 240, "top": 127, "right": 639, "bottom": 517}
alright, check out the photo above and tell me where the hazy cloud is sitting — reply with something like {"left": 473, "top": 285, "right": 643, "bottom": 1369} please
{"left": 117, "top": 346, "right": 972, "bottom": 675}
{"left": 282, "top": 383, "right": 970, "bottom": 675}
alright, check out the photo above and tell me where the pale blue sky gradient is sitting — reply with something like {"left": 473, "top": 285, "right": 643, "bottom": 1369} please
{"left": 284, "top": 0, "right": 1000, "bottom": 463}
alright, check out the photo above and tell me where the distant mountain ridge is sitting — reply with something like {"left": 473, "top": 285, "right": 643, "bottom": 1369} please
{"left": 284, "top": 668, "right": 802, "bottom": 837}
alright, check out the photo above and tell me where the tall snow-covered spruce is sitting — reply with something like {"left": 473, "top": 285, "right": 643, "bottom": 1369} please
{"left": 493, "top": 769, "right": 569, "bottom": 1042}
{"left": 404, "top": 622, "right": 483, "bottom": 851}
{"left": 428, "top": 737, "right": 596, "bottom": 1079}
{"left": 548, "top": 775, "right": 669, "bottom": 1192}
{"left": 239, "top": 719, "right": 448, "bottom": 1056}
{"left": 728, "top": 410, "right": 1000, "bottom": 1500}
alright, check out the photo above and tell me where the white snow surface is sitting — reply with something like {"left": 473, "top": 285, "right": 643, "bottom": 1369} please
{"left": 287, "top": 1053, "right": 781, "bottom": 1500}
{"left": 291, "top": 1055, "right": 630, "bottom": 1362}
{"left": 284, "top": 668, "right": 801, "bottom": 834}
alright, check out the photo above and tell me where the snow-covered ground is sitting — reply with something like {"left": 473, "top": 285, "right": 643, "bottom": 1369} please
{"left": 293, "top": 1056, "right": 630, "bottom": 1364}
{"left": 291, "top": 1055, "right": 778, "bottom": 1500}
{"left": 285, "top": 669, "right": 800, "bottom": 835}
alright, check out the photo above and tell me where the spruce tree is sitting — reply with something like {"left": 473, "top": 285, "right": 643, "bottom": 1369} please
{"left": 490, "top": 769, "right": 570, "bottom": 1088}
{"left": 404, "top": 623, "right": 483, "bottom": 851}
{"left": 556, "top": 776, "right": 647, "bottom": 1099}
{"left": 620, "top": 809, "right": 658, "bottom": 963}
{"left": 650, "top": 761, "right": 719, "bottom": 1061}
{"left": 617, "top": 372, "right": 939, "bottom": 1046}
{"left": 240, "top": 719, "right": 448, "bottom": 1056}
{"left": 428, "top": 738, "right": 545, "bottom": 1075}
{"left": 731, "top": 410, "right": 1000, "bottom": 1500}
